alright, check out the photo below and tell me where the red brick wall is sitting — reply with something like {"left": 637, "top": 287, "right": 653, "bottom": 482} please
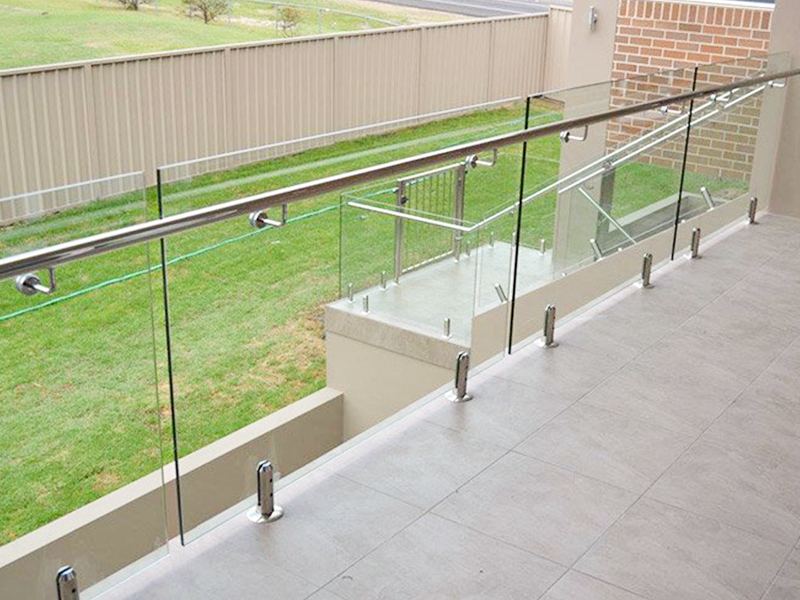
{"left": 614, "top": 0, "right": 771, "bottom": 77}
{"left": 607, "top": 0, "right": 772, "bottom": 183}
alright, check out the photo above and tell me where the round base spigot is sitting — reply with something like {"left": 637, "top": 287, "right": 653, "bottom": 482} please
{"left": 247, "top": 505, "right": 284, "bottom": 523}
{"left": 536, "top": 339, "right": 559, "bottom": 349}
{"left": 636, "top": 281, "right": 654, "bottom": 290}
{"left": 445, "top": 391, "right": 472, "bottom": 403}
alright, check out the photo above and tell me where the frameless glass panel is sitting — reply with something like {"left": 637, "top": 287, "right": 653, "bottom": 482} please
{"left": 160, "top": 189, "right": 340, "bottom": 542}
{"left": 0, "top": 174, "right": 168, "bottom": 599}
{"left": 509, "top": 71, "right": 695, "bottom": 350}
{"left": 156, "top": 98, "right": 525, "bottom": 544}
{"left": 675, "top": 54, "right": 789, "bottom": 247}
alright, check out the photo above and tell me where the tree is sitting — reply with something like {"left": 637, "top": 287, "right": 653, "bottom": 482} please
{"left": 182, "top": 0, "right": 231, "bottom": 24}
{"left": 115, "top": 0, "right": 146, "bottom": 9}
{"left": 276, "top": 6, "right": 300, "bottom": 36}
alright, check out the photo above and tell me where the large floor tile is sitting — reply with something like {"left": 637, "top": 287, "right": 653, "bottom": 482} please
{"left": 498, "top": 342, "right": 628, "bottom": 402}
{"left": 658, "top": 252, "right": 752, "bottom": 299}
{"left": 218, "top": 471, "right": 422, "bottom": 586}
{"left": 100, "top": 542, "right": 316, "bottom": 600}
{"left": 541, "top": 570, "right": 649, "bottom": 600}
{"left": 517, "top": 403, "right": 694, "bottom": 494}
{"left": 662, "top": 327, "right": 788, "bottom": 382}
{"left": 680, "top": 296, "right": 799, "bottom": 349}
{"left": 702, "top": 390, "right": 800, "bottom": 462}
{"left": 333, "top": 418, "right": 507, "bottom": 509}
{"left": 764, "top": 550, "right": 800, "bottom": 600}
{"left": 556, "top": 308, "right": 671, "bottom": 363}
{"left": 325, "top": 514, "right": 565, "bottom": 600}
{"left": 432, "top": 452, "right": 637, "bottom": 566}
{"left": 581, "top": 343, "right": 748, "bottom": 436}
{"left": 647, "top": 440, "right": 800, "bottom": 545}
{"left": 419, "top": 374, "right": 573, "bottom": 448}
{"left": 576, "top": 499, "right": 789, "bottom": 600}
{"left": 99, "top": 561, "right": 212, "bottom": 600}
{"left": 306, "top": 590, "right": 346, "bottom": 600}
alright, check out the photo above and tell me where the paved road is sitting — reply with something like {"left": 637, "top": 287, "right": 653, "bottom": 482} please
{"left": 374, "top": 0, "right": 772, "bottom": 19}
{"left": 374, "top": 0, "right": 572, "bottom": 18}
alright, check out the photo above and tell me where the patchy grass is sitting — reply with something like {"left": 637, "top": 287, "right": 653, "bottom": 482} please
{"left": 0, "top": 0, "right": 456, "bottom": 70}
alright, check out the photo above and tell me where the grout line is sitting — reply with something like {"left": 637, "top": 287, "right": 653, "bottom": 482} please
{"left": 552, "top": 228, "right": 799, "bottom": 573}
{"left": 569, "top": 326, "right": 800, "bottom": 592}
{"left": 537, "top": 569, "right": 655, "bottom": 600}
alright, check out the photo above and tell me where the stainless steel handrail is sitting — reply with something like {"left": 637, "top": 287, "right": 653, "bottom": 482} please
{"left": 1, "top": 67, "right": 796, "bottom": 281}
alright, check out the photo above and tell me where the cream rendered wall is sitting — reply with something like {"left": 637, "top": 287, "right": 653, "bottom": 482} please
{"left": 326, "top": 332, "right": 452, "bottom": 439}
{"left": 765, "top": 0, "right": 800, "bottom": 218}
{"left": 552, "top": 0, "right": 620, "bottom": 269}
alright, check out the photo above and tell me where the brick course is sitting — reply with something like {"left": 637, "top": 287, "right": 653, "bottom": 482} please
{"left": 607, "top": 0, "right": 772, "bottom": 183}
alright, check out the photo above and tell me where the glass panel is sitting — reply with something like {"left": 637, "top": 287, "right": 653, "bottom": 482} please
{"left": 161, "top": 188, "right": 340, "bottom": 541}
{"left": 156, "top": 97, "right": 526, "bottom": 545}
{"left": 675, "top": 53, "right": 792, "bottom": 253}
{"left": 678, "top": 55, "right": 781, "bottom": 222}
{"left": 509, "top": 66, "right": 698, "bottom": 349}
{"left": 0, "top": 174, "right": 168, "bottom": 598}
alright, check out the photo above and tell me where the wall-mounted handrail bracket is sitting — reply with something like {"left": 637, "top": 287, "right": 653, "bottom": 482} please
{"left": 466, "top": 148, "right": 499, "bottom": 169}
{"left": 660, "top": 104, "right": 683, "bottom": 116}
{"left": 560, "top": 125, "right": 589, "bottom": 143}
{"left": 769, "top": 78, "right": 787, "bottom": 89}
{"left": 249, "top": 204, "right": 288, "bottom": 229}
{"left": 15, "top": 267, "right": 56, "bottom": 296}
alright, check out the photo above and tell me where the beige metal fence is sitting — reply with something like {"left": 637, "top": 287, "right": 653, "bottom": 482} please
{"left": 0, "top": 11, "right": 572, "bottom": 222}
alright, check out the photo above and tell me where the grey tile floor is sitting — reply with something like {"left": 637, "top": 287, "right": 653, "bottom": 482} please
{"left": 103, "top": 214, "right": 800, "bottom": 600}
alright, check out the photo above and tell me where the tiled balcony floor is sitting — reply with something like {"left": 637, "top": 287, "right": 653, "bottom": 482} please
{"left": 104, "top": 214, "right": 800, "bottom": 600}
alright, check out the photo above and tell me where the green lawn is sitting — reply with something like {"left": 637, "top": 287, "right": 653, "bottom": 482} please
{"left": 0, "top": 0, "right": 455, "bottom": 70}
{"left": 0, "top": 100, "right": 749, "bottom": 544}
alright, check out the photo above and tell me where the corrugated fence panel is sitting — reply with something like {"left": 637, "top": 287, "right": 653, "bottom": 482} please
{"left": 334, "top": 28, "right": 422, "bottom": 132}
{"left": 227, "top": 38, "right": 335, "bottom": 162}
{"left": 419, "top": 22, "right": 493, "bottom": 114}
{"left": 490, "top": 15, "right": 550, "bottom": 99}
{"left": 0, "top": 66, "right": 94, "bottom": 201}
{"left": 0, "top": 14, "right": 564, "bottom": 221}
{"left": 544, "top": 7, "right": 573, "bottom": 92}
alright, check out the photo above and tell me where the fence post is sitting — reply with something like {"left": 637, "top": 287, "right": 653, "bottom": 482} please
{"left": 453, "top": 163, "right": 467, "bottom": 258}
{"left": 394, "top": 180, "right": 406, "bottom": 282}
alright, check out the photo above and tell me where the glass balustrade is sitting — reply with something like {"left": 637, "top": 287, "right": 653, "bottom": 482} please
{"left": 0, "top": 174, "right": 168, "bottom": 599}
{"left": 0, "top": 54, "right": 795, "bottom": 599}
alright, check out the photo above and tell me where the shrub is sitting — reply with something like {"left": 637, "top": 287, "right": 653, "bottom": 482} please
{"left": 277, "top": 6, "right": 300, "bottom": 36}
{"left": 115, "top": 0, "right": 146, "bottom": 9}
{"left": 182, "top": 0, "right": 231, "bottom": 24}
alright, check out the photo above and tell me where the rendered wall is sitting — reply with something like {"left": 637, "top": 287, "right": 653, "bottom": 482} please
{"left": 766, "top": 0, "right": 800, "bottom": 218}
